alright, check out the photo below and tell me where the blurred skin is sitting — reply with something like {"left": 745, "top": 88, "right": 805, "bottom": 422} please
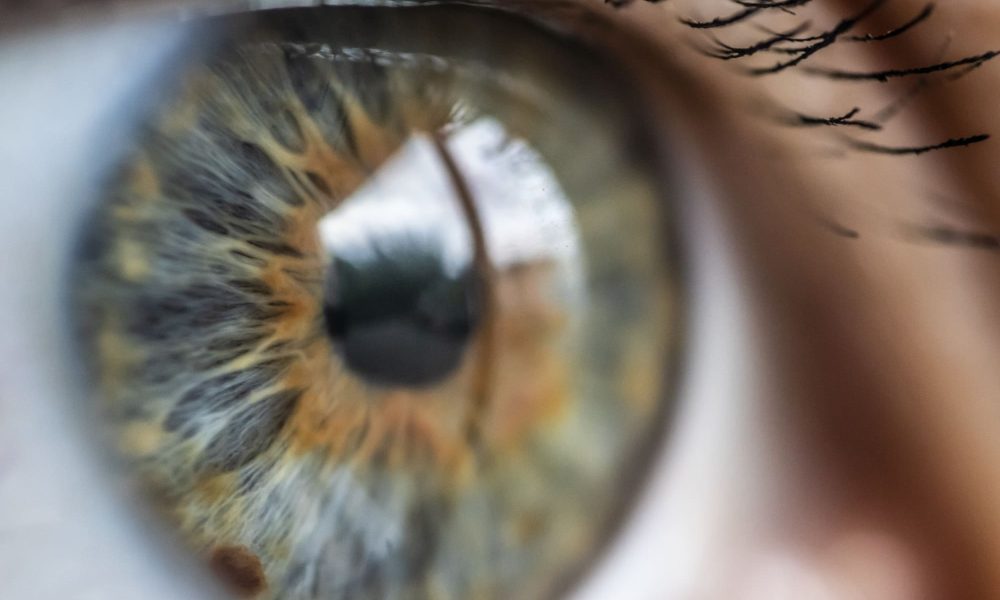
{"left": 4, "top": 0, "right": 1000, "bottom": 598}
{"left": 635, "top": 1, "right": 1000, "bottom": 597}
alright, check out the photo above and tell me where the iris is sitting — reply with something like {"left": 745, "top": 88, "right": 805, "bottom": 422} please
{"left": 72, "top": 4, "right": 681, "bottom": 598}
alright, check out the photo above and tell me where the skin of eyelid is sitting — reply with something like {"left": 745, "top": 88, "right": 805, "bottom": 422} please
{"left": 7, "top": 0, "right": 1000, "bottom": 597}
{"left": 603, "top": 1, "right": 1000, "bottom": 597}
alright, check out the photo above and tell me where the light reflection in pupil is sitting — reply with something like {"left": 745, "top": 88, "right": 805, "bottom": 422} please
{"left": 323, "top": 246, "right": 482, "bottom": 387}
{"left": 317, "top": 122, "right": 579, "bottom": 388}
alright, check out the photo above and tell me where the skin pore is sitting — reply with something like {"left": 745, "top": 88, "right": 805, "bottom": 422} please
{"left": 3, "top": 0, "right": 1000, "bottom": 598}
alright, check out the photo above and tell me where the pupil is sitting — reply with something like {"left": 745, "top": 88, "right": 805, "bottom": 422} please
{"left": 323, "top": 245, "right": 481, "bottom": 387}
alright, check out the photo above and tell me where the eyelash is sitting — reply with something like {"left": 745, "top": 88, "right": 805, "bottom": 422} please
{"left": 605, "top": 0, "right": 1000, "bottom": 246}
{"left": 613, "top": 0, "right": 996, "bottom": 155}
{"left": 1, "top": 3, "right": 994, "bottom": 598}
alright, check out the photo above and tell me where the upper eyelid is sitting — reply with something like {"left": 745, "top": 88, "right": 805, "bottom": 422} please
{"left": 1, "top": 1, "right": 583, "bottom": 34}
{"left": 4, "top": 0, "right": 704, "bottom": 172}
{"left": 1, "top": 0, "right": 680, "bottom": 66}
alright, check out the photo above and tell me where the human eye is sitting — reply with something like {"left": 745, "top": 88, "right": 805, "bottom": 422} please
{"left": 2, "top": 3, "right": 679, "bottom": 599}
{"left": 2, "top": 1, "right": 999, "bottom": 599}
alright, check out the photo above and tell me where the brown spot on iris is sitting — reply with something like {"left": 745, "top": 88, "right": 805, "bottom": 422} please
{"left": 210, "top": 545, "right": 268, "bottom": 597}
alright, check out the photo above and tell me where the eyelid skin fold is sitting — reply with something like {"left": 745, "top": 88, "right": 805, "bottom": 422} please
{"left": 610, "top": 1, "right": 1000, "bottom": 597}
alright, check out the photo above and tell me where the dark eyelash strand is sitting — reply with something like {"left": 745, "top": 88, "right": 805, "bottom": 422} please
{"left": 603, "top": 0, "right": 666, "bottom": 8}
{"left": 802, "top": 50, "right": 1000, "bottom": 82}
{"left": 845, "top": 133, "right": 991, "bottom": 156}
{"left": 789, "top": 107, "right": 882, "bottom": 131}
{"left": 648, "top": 0, "right": 996, "bottom": 156}
{"left": 680, "top": 0, "right": 814, "bottom": 30}
{"left": 846, "top": 2, "right": 935, "bottom": 43}
{"left": 606, "top": 0, "right": 1000, "bottom": 242}
{"left": 906, "top": 224, "right": 1000, "bottom": 251}
{"left": 739, "top": 0, "right": 891, "bottom": 75}
{"left": 818, "top": 216, "right": 861, "bottom": 239}
{"left": 699, "top": 22, "right": 814, "bottom": 61}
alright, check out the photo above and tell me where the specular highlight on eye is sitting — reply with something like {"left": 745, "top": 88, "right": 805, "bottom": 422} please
{"left": 71, "top": 5, "right": 680, "bottom": 599}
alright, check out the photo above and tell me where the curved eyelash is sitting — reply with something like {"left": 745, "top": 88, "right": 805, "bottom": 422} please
{"left": 785, "top": 107, "right": 882, "bottom": 130}
{"left": 604, "top": 0, "right": 1000, "bottom": 244}
{"left": 845, "top": 2, "right": 934, "bottom": 42}
{"left": 680, "top": 1, "right": 819, "bottom": 31}
{"left": 801, "top": 50, "right": 1000, "bottom": 82}
{"left": 614, "top": 0, "right": 999, "bottom": 157}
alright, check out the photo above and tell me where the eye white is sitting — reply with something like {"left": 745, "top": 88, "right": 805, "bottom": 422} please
{"left": 572, "top": 138, "right": 761, "bottom": 598}
{"left": 0, "top": 17, "right": 222, "bottom": 600}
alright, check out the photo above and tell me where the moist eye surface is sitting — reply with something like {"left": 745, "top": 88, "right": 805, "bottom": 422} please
{"left": 72, "top": 5, "right": 682, "bottom": 599}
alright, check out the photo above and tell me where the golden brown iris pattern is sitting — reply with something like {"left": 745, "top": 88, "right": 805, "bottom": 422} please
{"left": 73, "top": 6, "right": 678, "bottom": 599}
